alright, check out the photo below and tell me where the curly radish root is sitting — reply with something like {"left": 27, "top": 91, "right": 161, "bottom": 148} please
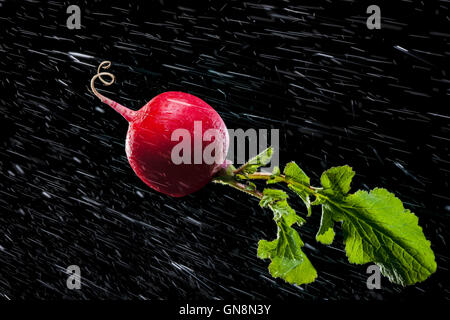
{"left": 90, "top": 61, "right": 229, "bottom": 197}
{"left": 90, "top": 61, "right": 136, "bottom": 122}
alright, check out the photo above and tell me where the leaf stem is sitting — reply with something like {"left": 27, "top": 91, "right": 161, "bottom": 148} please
{"left": 247, "top": 172, "right": 323, "bottom": 193}
{"left": 213, "top": 176, "right": 263, "bottom": 199}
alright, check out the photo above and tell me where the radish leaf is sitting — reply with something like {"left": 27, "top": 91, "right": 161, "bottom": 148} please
{"left": 320, "top": 165, "right": 355, "bottom": 199}
{"left": 257, "top": 189, "right": 316, "bottom": 285}
{"left": 316, "top": 205, "right": 335, "bottom": 245}
{"left": 283, "top": 162, "right": 312, "bottom": 216}
{"left": 317, "top": 166, "right": 437, "bottom": 285}
{"left": 215, "top": 156, "right": 436, "bottom": 287}
{"left": 236, "top": 147, "right": 273, "bottom": 175}
{"left": 284, "top": 162, "right": 310, "bottom": 185}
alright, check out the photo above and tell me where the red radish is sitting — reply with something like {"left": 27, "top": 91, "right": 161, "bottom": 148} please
{"left": 91, "top": 61, "right": 229, "bottom": 197}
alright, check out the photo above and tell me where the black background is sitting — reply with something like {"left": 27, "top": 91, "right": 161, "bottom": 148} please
{"left": 0, "top": 0, "right": 449, "bottom": 300}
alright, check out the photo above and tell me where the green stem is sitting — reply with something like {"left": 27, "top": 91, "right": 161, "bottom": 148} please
{"left": 247, "top": 172, "right": 326, "bottom": 197}
{"left": 213, "top": 171, "right": 263, "bottom": 199}
{"left": 213, "top": 166, "right": 333, "bottom": 205}
{"left": 213, "top": 169, "right": 332, "bottom": 209}
{"left": 228, "top": 180, "right": 264, "bottom": 199}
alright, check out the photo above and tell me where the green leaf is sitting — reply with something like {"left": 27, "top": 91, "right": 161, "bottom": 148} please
{"left": 284, "top": 162, "right": 310, "bottom": 185}
{"left": 217, "top": 157, "right": 436, "bottom": 287}
{"left": 259, "top": 189, "right": 305, "bottom": 225}
{"left": 257, "top": 188, "right": 316, "bottom": 285}
{"left": 320, "top": 165, "right": 355, "bottom": 198}
{"left": 236, "top": 147, "right": 273, "bottom": 175}
{"left": 272, "top": 166, "right": 281, "bottom": 176}
{"left": 324, "top": 188, "right": 436, "bottom": 285}
{"left": 245, "top": 182, "right": 257, "bottom": 191}
{"left": 311, "top": 196, "right": 326, "bottom": 206}
{"left": 273, "top": 200, "right": 306, "bottom": 226}
{"left": 259, "top": 189, "right": 288, "bottom": 208}
{"left": 283, "top": 162, "right": 312, "bottom": 216}
{"left": 316, "top": 206, "right": 335, "bottom": 245}
{"left": 288, "top": 184, "right": 312, "bottom": 217}
{"left": 267, "top": 166, "right": 283, "bottom": 184}
{"left": 258, "top": 219, "right": 317, "bottom": 285}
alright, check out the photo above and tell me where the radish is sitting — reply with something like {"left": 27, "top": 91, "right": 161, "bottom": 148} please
{"left": 90, "top": 62, "right": 435, "bottom": 290}
{"left": 90, "top": 61, "right": 229, "bottom": 197}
